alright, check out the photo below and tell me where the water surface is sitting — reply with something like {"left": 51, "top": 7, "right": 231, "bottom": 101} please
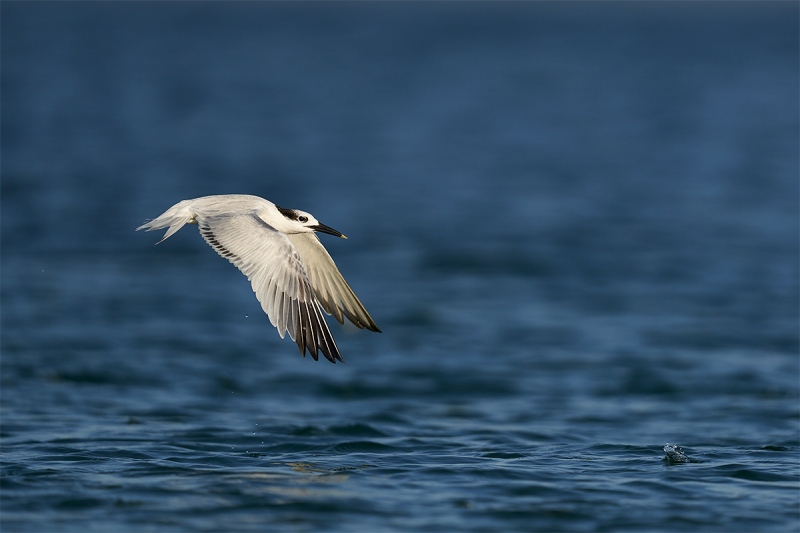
{"left": 2, "top": 3, "right": 798, "bottom": 532}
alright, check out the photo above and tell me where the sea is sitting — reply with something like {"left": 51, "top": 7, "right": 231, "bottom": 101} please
{"left": 2, "top": 2, "right": 798, "bottom": 532}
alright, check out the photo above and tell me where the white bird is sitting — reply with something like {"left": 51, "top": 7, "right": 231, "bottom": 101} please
{"left": 137, "top": 194, "right": 380, "bottom": 363}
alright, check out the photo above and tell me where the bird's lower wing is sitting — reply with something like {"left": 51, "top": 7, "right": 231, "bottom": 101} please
{"left": 197, "top": 213, "right": 342, "bottom": 363}
{"left": 286, "top": 232, "right": 381, "bottom": 332}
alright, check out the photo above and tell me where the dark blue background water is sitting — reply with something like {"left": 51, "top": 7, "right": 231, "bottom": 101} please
{"left": 2, "top": 2, "right": 798, "bottom": 532}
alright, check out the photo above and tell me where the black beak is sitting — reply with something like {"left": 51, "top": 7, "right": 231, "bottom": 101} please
{"left": 312, "top": 223, "right": 347, "bottom": 239}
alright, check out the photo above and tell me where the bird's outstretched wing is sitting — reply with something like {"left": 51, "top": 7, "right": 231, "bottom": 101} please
{"left": 197, "top": 213, "right": 342, "bottom": 363}
{"left": 286, "top": 233, "right": 381, "bottom": 332}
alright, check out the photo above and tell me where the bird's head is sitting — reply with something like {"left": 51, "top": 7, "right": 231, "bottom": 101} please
{"left": 274, "top": 206, "right": 347, "bottom": 239}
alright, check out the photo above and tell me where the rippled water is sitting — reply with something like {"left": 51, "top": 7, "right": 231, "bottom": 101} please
{"left": 2, "top": 3, "right": 798, "bottom": 532}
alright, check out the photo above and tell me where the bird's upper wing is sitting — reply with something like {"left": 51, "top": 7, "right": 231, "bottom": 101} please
{"left": 197, "top": 213, "right": 342, "bottom": 363}
{"left": 286, "top": 232, "right": 380, "bottom": 332}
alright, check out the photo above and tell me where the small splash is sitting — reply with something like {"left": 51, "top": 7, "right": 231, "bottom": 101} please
{"left": 663, "top": 442, "right": 690, "bottom": 464}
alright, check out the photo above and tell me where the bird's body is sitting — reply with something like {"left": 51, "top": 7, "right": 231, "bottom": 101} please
{"left": 137, "top": 194, "right": 380, "bottom": 363}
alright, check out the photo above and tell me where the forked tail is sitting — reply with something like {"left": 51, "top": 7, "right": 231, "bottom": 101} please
{"left": 136, "top": 199, "right": 197, "bottom": 243}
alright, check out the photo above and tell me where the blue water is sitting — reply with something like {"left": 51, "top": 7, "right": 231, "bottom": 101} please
{"left": 2, "top": 2, "right": 798, "bottom": 532}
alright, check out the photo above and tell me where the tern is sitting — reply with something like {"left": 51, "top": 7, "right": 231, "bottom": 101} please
{"left": 137, "top": 194, "right": 380, "bottom": 363}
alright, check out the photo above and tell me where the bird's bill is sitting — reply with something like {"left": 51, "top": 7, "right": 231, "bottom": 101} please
{"left": 313, "top": 223, "right": 348, "bottom": 239}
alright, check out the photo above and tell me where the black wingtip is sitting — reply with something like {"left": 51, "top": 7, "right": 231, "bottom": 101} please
{"left": 295, "top": 337, "right": 343, "bottom": 364}
{"left": 319, "top": 346, "right": 344, "bottom": 364}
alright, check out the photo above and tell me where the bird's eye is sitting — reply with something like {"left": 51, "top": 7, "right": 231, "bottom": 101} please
{"left": 298, "top": 216, "right": 308, "bottom": 223}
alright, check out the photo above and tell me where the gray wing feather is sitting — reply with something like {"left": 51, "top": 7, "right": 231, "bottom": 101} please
{"left": 197, "top": 213, "right": 342, "bottom": 363}
{"left": 286, "top": 233, "right": 380, "bottom": 332}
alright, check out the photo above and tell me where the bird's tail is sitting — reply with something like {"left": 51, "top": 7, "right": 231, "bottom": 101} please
{"left": 136, "top": 199, "right": 197, "bottom": 243}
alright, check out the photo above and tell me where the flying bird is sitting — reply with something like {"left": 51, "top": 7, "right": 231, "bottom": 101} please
{"left": 137, "top": 194, "right": 380, "bottom": 363}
